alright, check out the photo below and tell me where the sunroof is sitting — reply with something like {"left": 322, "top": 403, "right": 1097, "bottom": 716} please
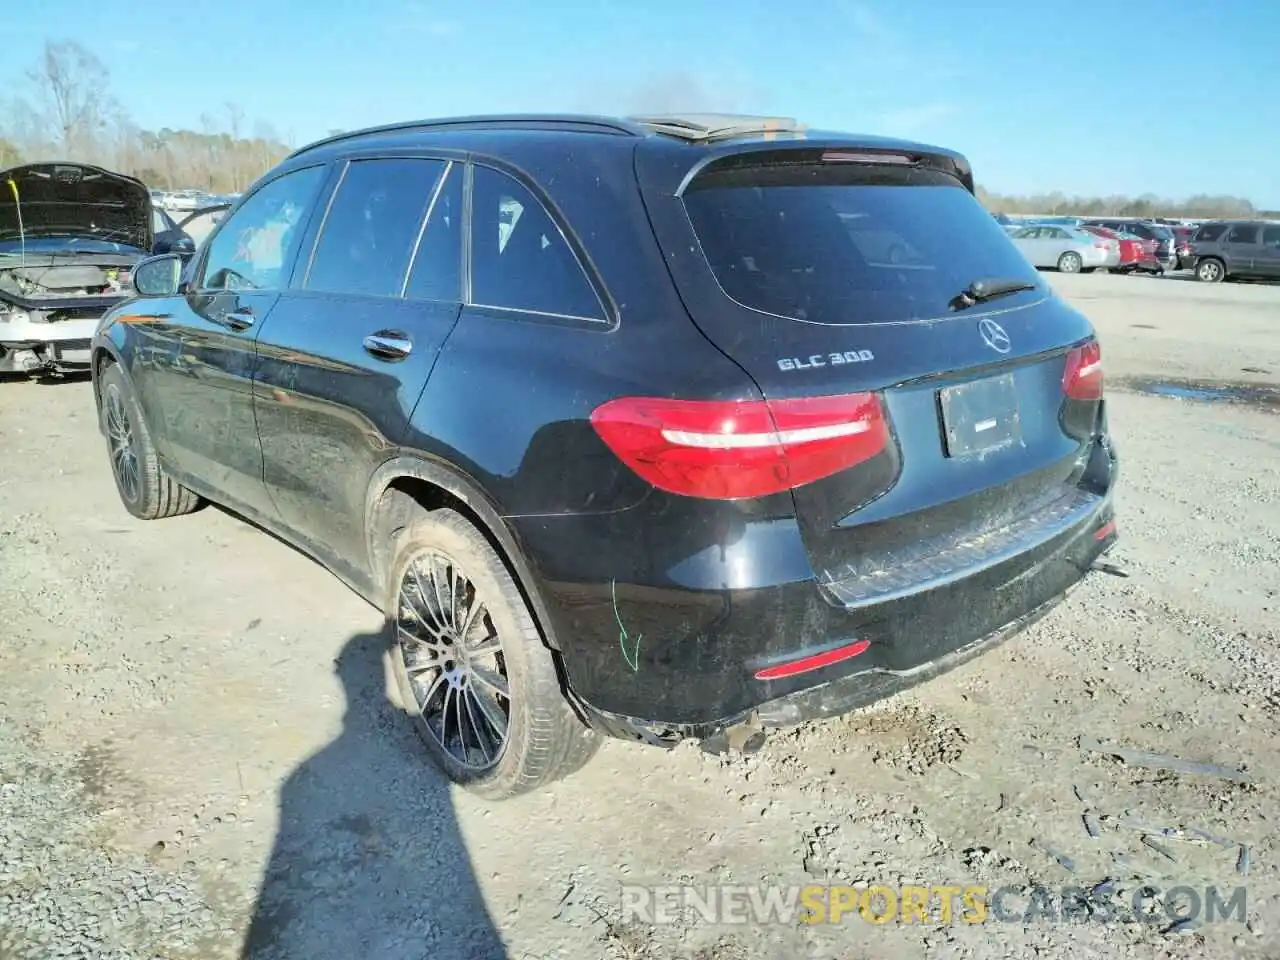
{"left": 627, "top": 113, "right": 805, "bottom": 142}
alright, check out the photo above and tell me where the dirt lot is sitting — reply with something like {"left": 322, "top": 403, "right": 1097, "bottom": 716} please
{"left": 1, "top": 272, "right": 1278, "bottom": 960}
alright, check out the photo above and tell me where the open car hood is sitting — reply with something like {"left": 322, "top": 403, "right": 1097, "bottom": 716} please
{"left": 0, "top": 162, "right": 153, "bottom": 253}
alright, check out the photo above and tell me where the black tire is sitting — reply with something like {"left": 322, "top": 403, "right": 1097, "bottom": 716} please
{"left": 1057, "top": 251, "right": 1083, "bottom": 274}
{"left": 387, "top": 507, "right": 598, "bottom": 799}
{"left": 99, "top": 362, "right": 201, "bottom": 519}
{"left": 1196, "top": 258, "right": 1225, "bottom": 283}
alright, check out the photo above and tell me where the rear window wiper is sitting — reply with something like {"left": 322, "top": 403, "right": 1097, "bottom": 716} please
{"left": 949, "top": 277, "right": 1038, "bottom": 311}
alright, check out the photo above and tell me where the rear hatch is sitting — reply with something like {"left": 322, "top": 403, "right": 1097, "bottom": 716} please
{"left": 636, "top": 141, "right": 1107, "bottom": 605}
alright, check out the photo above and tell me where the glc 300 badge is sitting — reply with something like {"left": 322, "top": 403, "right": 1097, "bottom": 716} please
{"left": 777, "top": 350, "right": 874, "bottom": 372}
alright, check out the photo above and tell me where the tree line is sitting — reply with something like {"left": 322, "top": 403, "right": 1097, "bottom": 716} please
{"left": 976, "top": 186, "right": 1277, "bottom": 221}
{"left": 0, "top": 40, "right": 292, "bottom": 192}
{"left": 3, "top": 39, "right": 1276, "bottom": 221}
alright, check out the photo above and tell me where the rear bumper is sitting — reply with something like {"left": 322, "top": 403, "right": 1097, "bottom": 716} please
{"left": 521, "top": 434, "right": 1120, "bottom": 745}
{"left": 1126, "top": 256, "right": 1164, "bottom": 274}
{"left": 580, "top": 491, "right": 1116, "bottom": 744}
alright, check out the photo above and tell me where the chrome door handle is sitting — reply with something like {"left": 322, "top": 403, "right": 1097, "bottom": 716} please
{"left": 363, "top": 331, "right": 413, "bottom": 361}
{"left": 216, "top": 308, "right": 255, "bottom": 331}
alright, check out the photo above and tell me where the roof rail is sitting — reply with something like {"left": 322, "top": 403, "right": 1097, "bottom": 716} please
{"left": 627, "top": 113, "right": 806, "bottom": 142}
{"left": 285, "top": 114, "right": 647, "bottom": 161}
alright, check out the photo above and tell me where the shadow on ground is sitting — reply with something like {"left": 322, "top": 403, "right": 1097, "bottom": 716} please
{"left": 241, "top": 629, "right": 505, "bottom": 960}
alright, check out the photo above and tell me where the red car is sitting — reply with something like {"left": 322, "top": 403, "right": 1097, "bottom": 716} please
{"left": 1080, "top": 225, "right": 1161, "bottom": 275}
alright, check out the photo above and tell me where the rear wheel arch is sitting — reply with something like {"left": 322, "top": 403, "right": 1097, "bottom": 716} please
{"left": 364, "top": 458, "right": 563, "bottom": 652}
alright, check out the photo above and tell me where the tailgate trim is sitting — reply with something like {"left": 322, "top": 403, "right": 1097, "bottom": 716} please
{"left": 819, "top": 485, "right": 1108, "bottom": 609}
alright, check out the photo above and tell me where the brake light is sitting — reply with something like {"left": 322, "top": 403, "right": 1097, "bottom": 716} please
{"left": 1063, "top": 340, "right": 1103, "bottom": 400}
{"left": 589, "top": 393, "right": 889, "bottom": 499}
{"left": 822, "top": 150, "right": 915, "bottom": 165}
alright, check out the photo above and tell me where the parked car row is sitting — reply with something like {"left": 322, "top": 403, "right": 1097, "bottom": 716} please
{"left": 1005, "top": 221, "right": 1175, "bottom": 275}
{"left": 150, "top": 188, "right": 240, "bottom": 213}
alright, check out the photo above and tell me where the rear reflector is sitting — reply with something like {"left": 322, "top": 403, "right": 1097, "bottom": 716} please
{"left": 1062, "top": 340, "right": 1104, "bottom": 400}
{"left": 590, "top": 392, "right": 889, "bottom": 500}
{"left": 1094, "top": 519, "right": 1117, "bottom": 541}
{"left": 754, "top": 639, "right": 871, "bottom": 681}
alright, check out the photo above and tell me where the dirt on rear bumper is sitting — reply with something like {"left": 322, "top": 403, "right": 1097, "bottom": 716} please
{"left": 579, "top": 503, "right": 1119, "bottom": 747}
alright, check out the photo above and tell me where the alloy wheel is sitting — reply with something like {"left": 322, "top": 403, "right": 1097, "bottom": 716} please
{"left": 397, "top": 550, "right": 511, "bottom": 771}
{"left": 105, "top": 385, "right": 140, "bottom": 503}
{"left": 1198, "top": 260, "right": 1222, "bottom": 282}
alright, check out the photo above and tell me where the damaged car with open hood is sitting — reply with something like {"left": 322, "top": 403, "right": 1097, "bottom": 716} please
{"left": 0, "top": 162, "right": 194, "bottom": 376}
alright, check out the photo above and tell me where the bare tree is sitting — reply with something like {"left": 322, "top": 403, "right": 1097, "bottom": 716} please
{"left": 25, "top": 40, "right": 121, "bottom": 154}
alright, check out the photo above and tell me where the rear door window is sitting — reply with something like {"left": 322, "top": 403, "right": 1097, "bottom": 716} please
{"left": 1262, "top": 226, "right": 1280, "bottom": 249}
{"left": 404, "top": 162, "right": 463, "bottom": 302}
{"left": 468, "top": 165, "right": 604, "bottom": 321}
{"left": 1226, "top": 224, "right": 1259, "bottom": 245}
{"left": 305, "top": 158, "right": 446, "bottom": 297}
{"left": 681, "top": 159, "right": 1041, "bottom": 325}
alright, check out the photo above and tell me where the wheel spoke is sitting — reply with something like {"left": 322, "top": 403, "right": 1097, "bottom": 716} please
{"left": 413, "top": 557, "right": 451, "bottom": 637}
{"left": 429, "top": 554, "right": 452, "bottom": 634}
{"left": 470, "top": 685, "right": 508, "bottom": 740}
{"left": 439, "top": 685, "right": 456, "bottom": 751}
{"left": 400, "top": 629, "right": 447, "bottom": 672}
{"left": 452, "top": 686, "right": 472, "bottom": 761}
{"left": 404, "top": 565, "right": 449, "bottom": 641}
{"left": 468, "top": 633, "right": 501, "bottom": 657}
{"left": 471, "top": 665, "right": 510, "bottom": 700}
{"left": 449, "top": 563, "right": 462, "bottom": 633}
{"left": 398, "top": 588, "right": 445, "bottom": 640}
{"left": 417, "top": 668, "right": 447, "bottom": 719}
{"left": 461, "top": 689, "right": 493, "bottom": 763}
{"left": 458, "top": 598, "right": 486, "bottom": 645}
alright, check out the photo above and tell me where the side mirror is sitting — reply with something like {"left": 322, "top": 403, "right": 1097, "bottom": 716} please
{"left": 132, "top": 254, "right": 185, "bottom": 297}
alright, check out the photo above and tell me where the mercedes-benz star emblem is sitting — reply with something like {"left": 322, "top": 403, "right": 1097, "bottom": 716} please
{"left": 978, "top": 317, "right": 1012, "bottom": 354}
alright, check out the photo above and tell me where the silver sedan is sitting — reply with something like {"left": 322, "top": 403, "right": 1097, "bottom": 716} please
{"left": 1009, "top": 225, "right": 1118, "bottom": 273}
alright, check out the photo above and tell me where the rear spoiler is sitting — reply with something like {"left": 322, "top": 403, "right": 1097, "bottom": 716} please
{"left": 671, "top": 139, "right": 977, "bottom": 197}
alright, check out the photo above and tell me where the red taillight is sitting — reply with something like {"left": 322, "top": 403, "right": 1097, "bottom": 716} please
{"left": 1063, "top": 340, "right": 1104, "bottom": 400}
{"left": 589, "top": 393, "right": 889, "bottom": 500}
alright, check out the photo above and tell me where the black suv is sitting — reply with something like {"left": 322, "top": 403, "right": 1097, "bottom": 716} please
{"left": 91, "top": 114, "right": 1119, "bottom": 798}
{"left": 1186, "top": 220, "right": 1280, "bottom": 283}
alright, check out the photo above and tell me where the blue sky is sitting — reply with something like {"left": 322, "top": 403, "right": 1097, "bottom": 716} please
{"left": 11, "top": 0, "right": 1279, "bottom": 205}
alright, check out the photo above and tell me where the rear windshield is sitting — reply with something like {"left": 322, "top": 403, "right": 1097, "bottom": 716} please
{"left": 682, "top": 160, "right": 1041, "bottom": 325}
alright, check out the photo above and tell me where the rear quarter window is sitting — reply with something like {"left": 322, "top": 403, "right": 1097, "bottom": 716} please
{"left": 681, "top": 158, "right": 1041, "bottom": 325}
{"left": 1195, "top": 223, "right": 1228, "bottom": 242}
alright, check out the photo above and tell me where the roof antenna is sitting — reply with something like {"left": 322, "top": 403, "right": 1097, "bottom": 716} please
{"left": 5, "top": 177, "right": 25, "bottom": 268}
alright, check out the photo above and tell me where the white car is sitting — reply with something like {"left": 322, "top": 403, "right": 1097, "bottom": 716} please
{"left": 1009, "top": 224, "right": 1116, "bottom": 273}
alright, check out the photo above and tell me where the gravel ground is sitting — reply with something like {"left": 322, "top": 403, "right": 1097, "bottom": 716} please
{"left": 1, "top": 271, "right": 1278, "bottom": 959}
